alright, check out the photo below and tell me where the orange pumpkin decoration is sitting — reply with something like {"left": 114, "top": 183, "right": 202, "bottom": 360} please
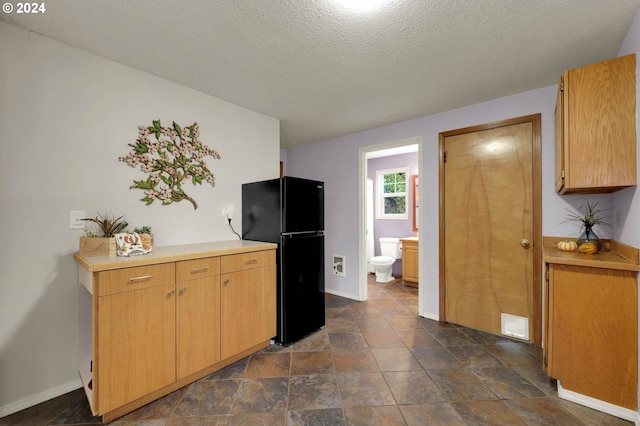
{"left": 578, "top": 242, "right": 598, "bottom": 254}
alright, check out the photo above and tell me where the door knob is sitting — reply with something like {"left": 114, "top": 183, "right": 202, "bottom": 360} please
{"left": 520, "top": 239, "right": 530, "bottom": 248}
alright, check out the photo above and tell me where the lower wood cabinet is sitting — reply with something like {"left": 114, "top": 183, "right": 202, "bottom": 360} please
{"left": 545, "top": 262, "right": 638, "bottom": 411}
{"left": 176, "top": 256, "right": 221, "bottom": 380}
{"left": 98, "top": 282, "right": 176, "bottom": 413}
{"left": 75, "top": 241, "right": 276, "bottom": 422}
{"left": 221, "top": 264, "right": 277, "bottom": 359}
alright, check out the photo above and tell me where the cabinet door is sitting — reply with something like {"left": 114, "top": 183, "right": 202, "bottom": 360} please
{"left": 404, "top": 244, "right": 419, "bottom": 283}
{"left": 220, "top": 265, "right": 276, "bottom": 359}
{"left": 559, "top": 54, "right": 636, "bottom": 193}
{"left": 547, "top": 264, "right": 637, "bottom": 409}
{"left": 176, "top": 276, "right": 221, "bottom": 379}
{"left": 98, "top": 283, "right": 176, "bottom": 413}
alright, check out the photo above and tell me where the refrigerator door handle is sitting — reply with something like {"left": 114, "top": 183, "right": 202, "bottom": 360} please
{"left": 282, "top": 231, "right": 324, "bottom": 238}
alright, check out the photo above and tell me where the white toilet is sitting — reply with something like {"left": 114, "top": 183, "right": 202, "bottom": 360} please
{"left": 370, "top": 237, "right": 402, "bottom": 283}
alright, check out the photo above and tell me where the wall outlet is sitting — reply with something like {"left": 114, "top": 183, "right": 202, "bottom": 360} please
{"left": 69, "top": 210, "right": 86, "bottom": 230}
{"left": 223, "top": 204, "right": 235, "bottom": 221}
{"left": 616, "top": 210, "right": 624, "bottom": 228}
{"left": 333, "top": 255, "right": 345, "bottom": 277}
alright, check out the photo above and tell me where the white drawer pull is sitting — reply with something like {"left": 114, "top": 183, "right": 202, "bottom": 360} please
{"left": 128, "top": 275, "right": 154, "bottom": 282}
{"left": 191, "top": 266, "right": 210, "bottom": 273}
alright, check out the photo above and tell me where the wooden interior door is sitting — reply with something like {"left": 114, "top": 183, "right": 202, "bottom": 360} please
{"left": 439, "top": 115, "right": 541, "bottom": 345}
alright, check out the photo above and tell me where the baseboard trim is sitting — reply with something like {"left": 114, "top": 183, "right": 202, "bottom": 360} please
{"left": 0, "top": 378, "right": 82, "bottom": 418}
{"left": 325, "top": 289, "right": 361, "bottom": 301}
{"left": 557, "top": 381, "right": 637, "bottom": 422}
{"left": 420, "top": 310, "right": 439, "bottom": 321}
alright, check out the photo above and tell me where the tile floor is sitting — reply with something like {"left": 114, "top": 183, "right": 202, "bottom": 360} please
{"left": 1, "top": 275, "right": 632, "bottom": 425}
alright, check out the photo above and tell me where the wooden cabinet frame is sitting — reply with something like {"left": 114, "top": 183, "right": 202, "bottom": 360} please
{"left": 75, "top": 241, "right": 276, "bottom": 422}
{"left": 555, "top": 54, "right": 636, "bottom": 194}
{"left": 544, "top": 237, "right": 639, "bottom": 419}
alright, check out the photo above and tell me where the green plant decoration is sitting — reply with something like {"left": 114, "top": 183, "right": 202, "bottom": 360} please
{"left": 562, "top": 201, "right": 612, "bottom": 231}
{"left": 119, "top": 120, "right": 221, "bottom": 209}
{"left": 133, "top": 226, "right": 152, "bottom": 235}
{"left": 82, "top": 211, "right": 128, "bottom": 237}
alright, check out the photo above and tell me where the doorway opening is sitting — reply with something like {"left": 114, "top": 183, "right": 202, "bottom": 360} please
{"left": 358, "top": 137, "right": 424, "bottom": 310}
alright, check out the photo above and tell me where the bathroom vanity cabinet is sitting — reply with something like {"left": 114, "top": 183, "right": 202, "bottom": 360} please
{"left": 543, "top": 237, "right": 638, "bottom": 419}
{"left": 74, "top": 240, "right": 276, "bottom": 422}
{"left": 400, "top": 237, "right": 418, "bottom": 287}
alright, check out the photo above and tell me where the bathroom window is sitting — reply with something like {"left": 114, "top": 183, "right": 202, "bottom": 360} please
{"left": 376, "top": 167, "right": 408, "bottom": 220}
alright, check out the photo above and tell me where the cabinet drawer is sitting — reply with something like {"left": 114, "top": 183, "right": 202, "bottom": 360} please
{"left": 98, "top": 263, "right": 175, "bottom": 296}
{"left": 221, "top": 250, "right": 275, "bottom": 274}
{"left": 176, "top": 257, "right": 220, "bottom": 282}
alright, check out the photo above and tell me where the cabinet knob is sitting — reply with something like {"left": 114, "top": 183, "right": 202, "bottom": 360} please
{"left": 167, "top": 290, "right": 175, "bottom": 297}
{"left": 223, "top": 279, "right": 230, "bottom": 286}
{"left": 179, "top": 287, "right": 187, "bottom": 295}
{"left": 520, "top": 239, "right": 530, "bottom": 248}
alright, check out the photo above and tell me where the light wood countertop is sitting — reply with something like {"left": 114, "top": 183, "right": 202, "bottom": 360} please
{"left": 74, "top": 240, "right": 277, "bottom": 272}
{"left": 543, "top": 236, "right": 640, "bottom": 272}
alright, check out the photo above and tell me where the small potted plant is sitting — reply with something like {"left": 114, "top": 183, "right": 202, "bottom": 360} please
{"left": 79, "top": 212, "right": 128, "bottom": 256}
{"left": 563, "top": 201, "right": 612, "bottom": 254}
{"left": 133, "top": 225, "right": 154, "bottom": 248}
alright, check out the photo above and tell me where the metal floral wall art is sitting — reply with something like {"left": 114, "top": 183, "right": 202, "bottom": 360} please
{"left": 119, "top": 120, "right": 221, "bottom": 209}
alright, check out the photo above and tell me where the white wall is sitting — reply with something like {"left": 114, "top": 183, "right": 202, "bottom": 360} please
{"left": 286, "top": 85, "right": 613, "bottom": 318}
{"left": 0, "top": 22, "right": 279, "bottom": 415}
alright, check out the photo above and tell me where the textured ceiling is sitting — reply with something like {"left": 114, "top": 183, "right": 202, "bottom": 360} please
{"left": 2, "top": 0, "right": 639, "bottom": 148}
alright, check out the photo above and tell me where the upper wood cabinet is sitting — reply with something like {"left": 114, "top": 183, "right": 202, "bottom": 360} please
{"left": 555, "top": 54, "right": 637, "bottom": 194}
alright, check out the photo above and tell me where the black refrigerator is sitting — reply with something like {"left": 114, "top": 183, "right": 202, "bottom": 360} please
{"left": 242, "top": 176, "right": 325, "bottom": 345}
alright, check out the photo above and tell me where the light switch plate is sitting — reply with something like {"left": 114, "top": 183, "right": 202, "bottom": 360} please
{"left": 69, "top": 210, "right": 86, "bottom": 230}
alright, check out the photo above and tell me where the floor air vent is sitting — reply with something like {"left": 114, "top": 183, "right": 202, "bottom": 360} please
{"left": 501, "top": 313, "right": 529, "bottom": 340}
